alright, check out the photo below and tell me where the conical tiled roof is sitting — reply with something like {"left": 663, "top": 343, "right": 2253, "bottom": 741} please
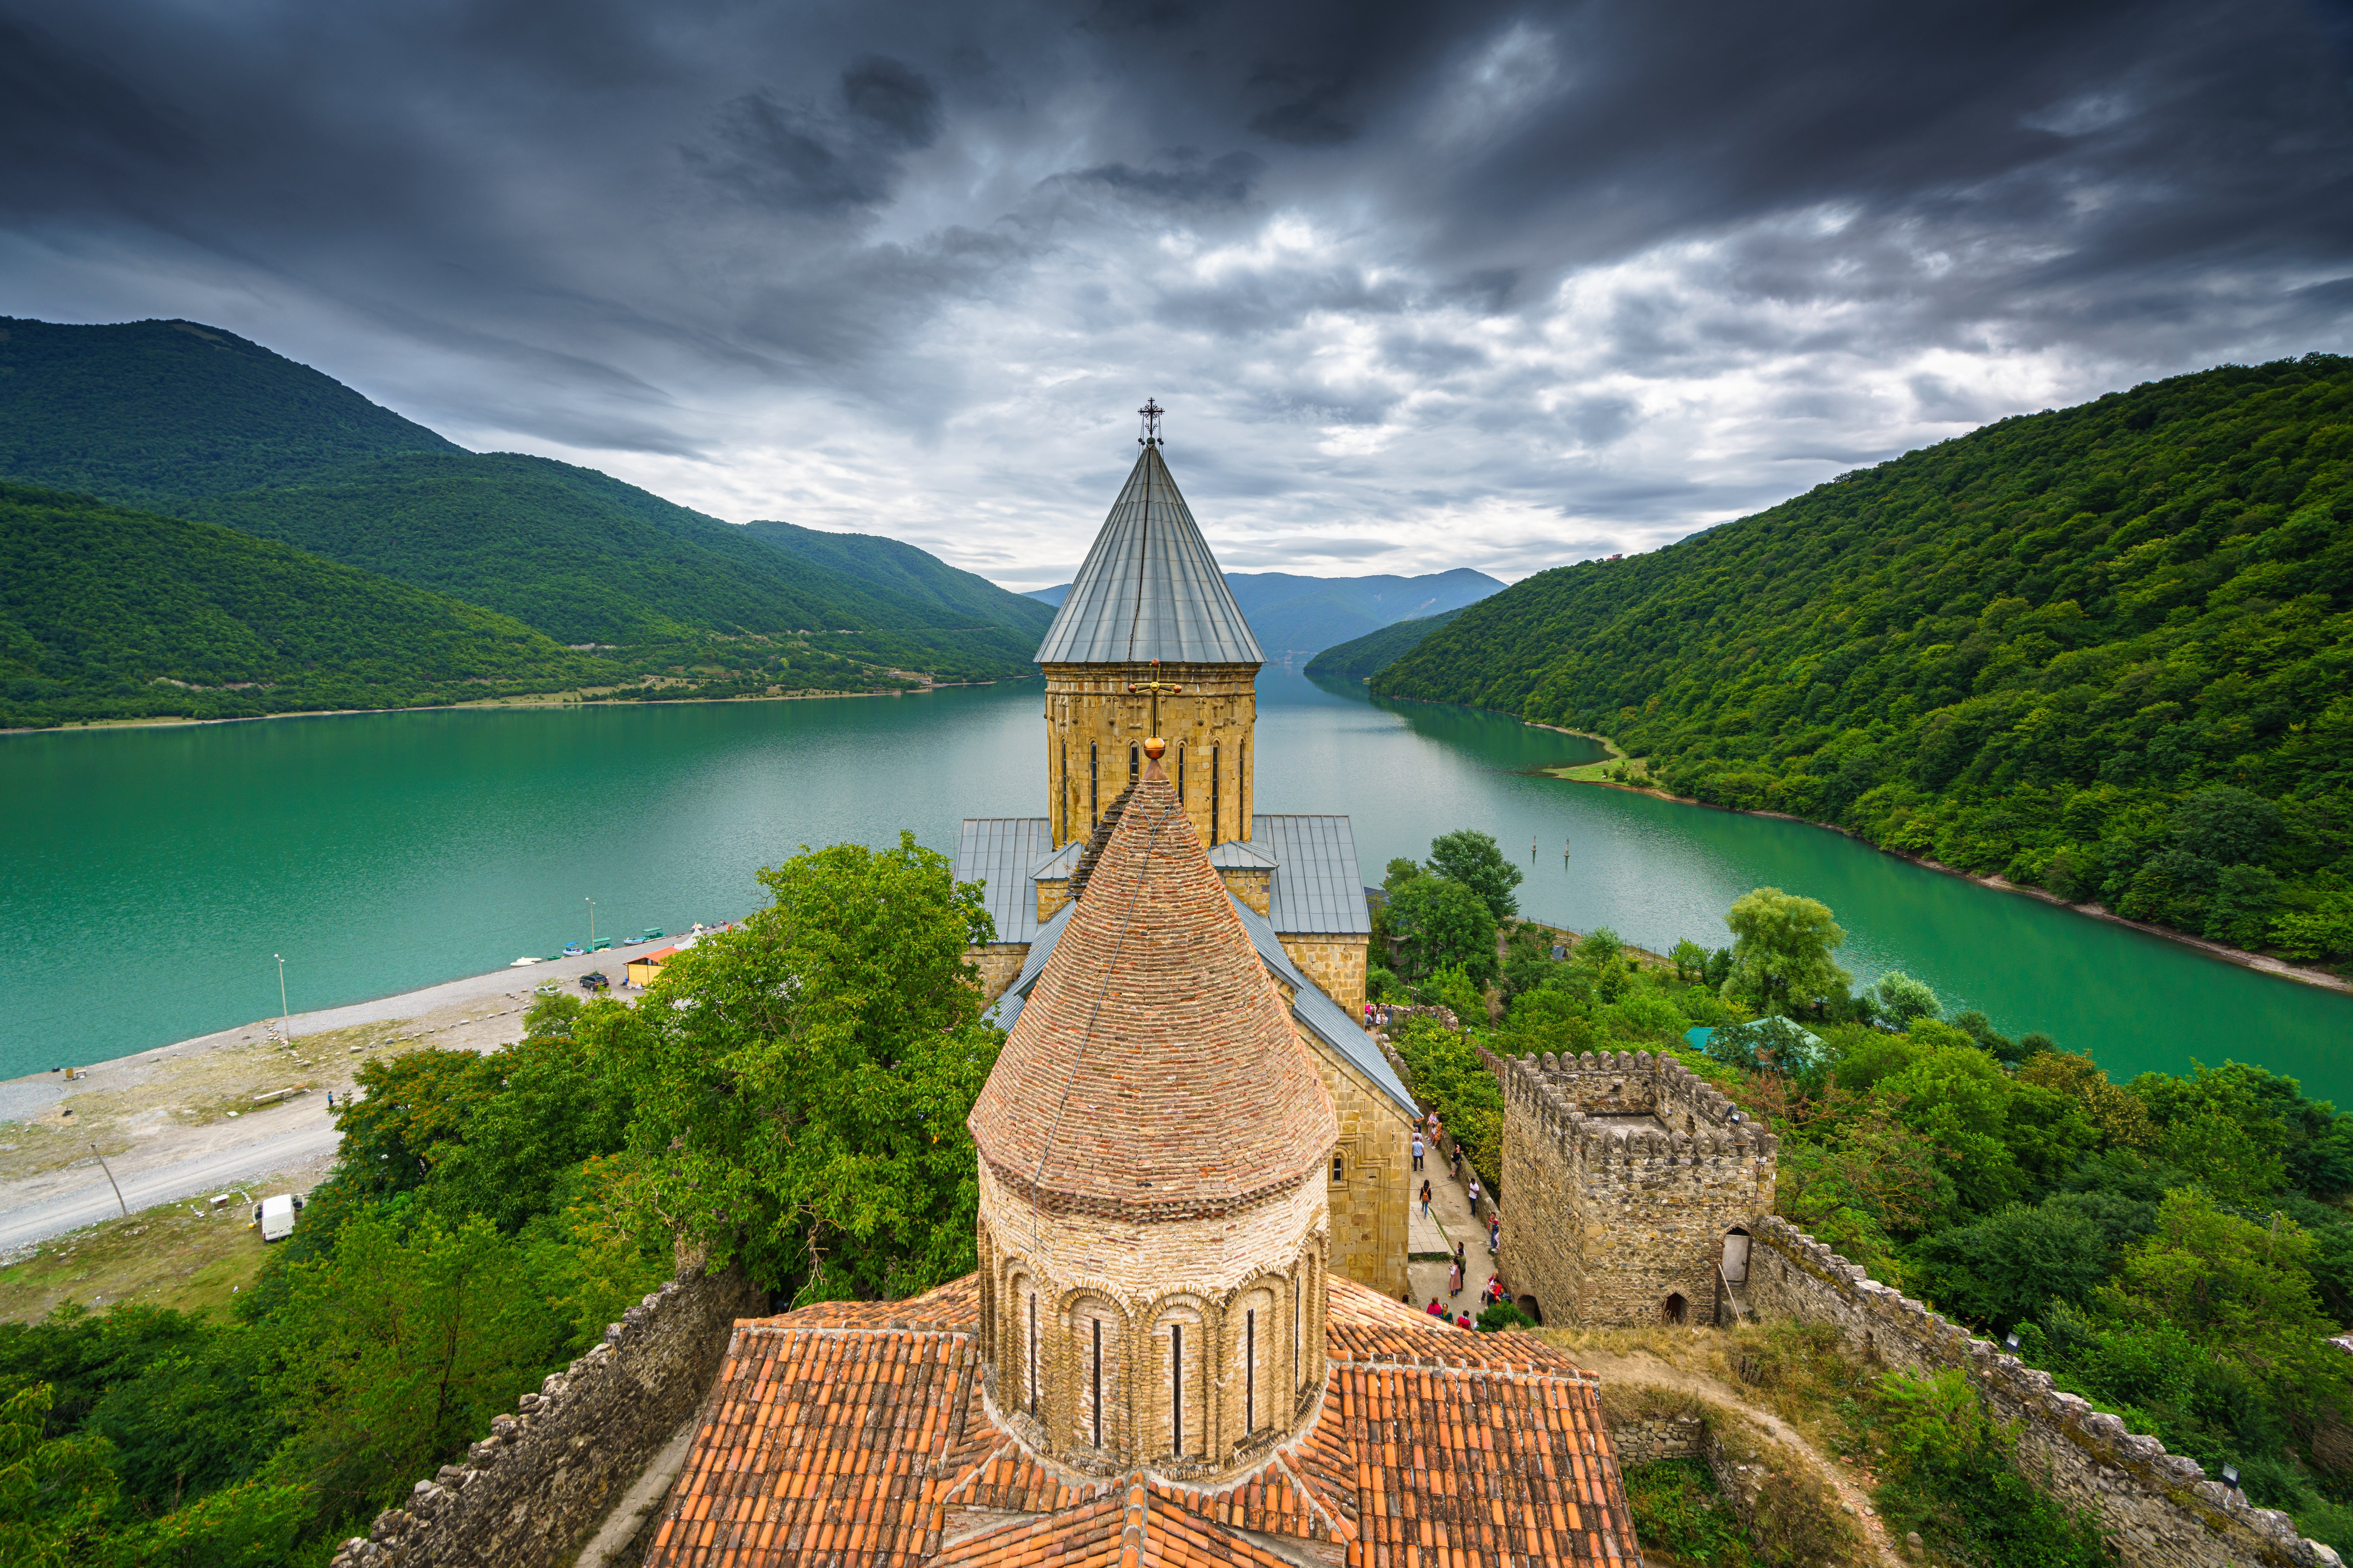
{"left": 969, "top": 758, "right": 1333, "bottom": 1217}
{"left": 1034, "top": 444, "right": 1266, "bottom": 665}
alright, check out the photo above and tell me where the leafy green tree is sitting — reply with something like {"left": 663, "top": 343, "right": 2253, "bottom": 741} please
{"left": 0, "top": 1382, "right": 115, "bottom": 1568}
{"left": 263, "top": 1208, "right": 572, "bottom": 1527}
{"left": 1872, "top": 1370, "right": 2109, "bottom": 1568}
{"left": 1426, "top": 829, "right": 1522, "bottom": 920}
{"left": 1911, "top": 1204, "right": 2112, "bottom": 1331}
{"left": 591, "top": 832, "right": 1001, "bottom": 1301}
{"left": 1721, "top": 887, "right": 1852, "bottom": 1017}
{"left": 1668, "top": 939, "right": 1710, "bottom": 984}
{"left": 1868, "top": 971, "right": 1941, "bottom": 1028}
{"left": 1384, "top": 875, "right": 1499, "bottom": 985}
{"left": 2096, "top": 1191, "right": 2350, "bottom": 1417}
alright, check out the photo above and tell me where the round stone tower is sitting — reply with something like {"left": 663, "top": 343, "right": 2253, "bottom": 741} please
{"left": 1034, "top": 432, "right": 1265, "bottom": 850}
{"left": 967, "top": 746, "right": 1337, "bottom": 1481}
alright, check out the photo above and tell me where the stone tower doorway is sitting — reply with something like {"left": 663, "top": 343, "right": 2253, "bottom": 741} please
{"left": 1661, "top": 1293, "right": 1688, "bottom": 1325}
{"left": 1722, "top": 1228, "right": 1751, "bottom": 1283}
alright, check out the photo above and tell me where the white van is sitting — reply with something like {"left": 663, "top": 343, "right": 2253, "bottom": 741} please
{"left": 252, "top": 1193, "right": 303, "bottom": 1242}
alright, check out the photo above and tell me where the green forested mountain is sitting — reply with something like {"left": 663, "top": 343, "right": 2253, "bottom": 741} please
{"left": 0, "top": 317, "right": 1048, "bottom": 689}
{"left": 177, "top": 452, "right": 1040, "bottom": 668}
{"left": 0, "top": 317, "right": 460, "bottom": 504}
{"left": 0, "top": 484, "right": 602, "bottom": 725}
{"left": 1374, "top": 355, "right": 2353, "bottom": 966}
{"left": 743, "top": 519, "right": 1055, "bottom": 635}
{"left": 1305, "top": 605, "right": 1474, "bottom": 677}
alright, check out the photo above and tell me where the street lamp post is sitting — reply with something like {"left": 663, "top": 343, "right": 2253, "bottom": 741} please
{"left": 275, "top": 953, "right": 291, "bottom": 1046}
{"left": 586, "top": 897, "right": 596, "bottom": 948}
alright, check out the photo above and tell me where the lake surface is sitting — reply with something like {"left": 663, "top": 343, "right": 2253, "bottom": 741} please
{"left": 6, "top": 668, "right": 2348, "bottom": 1098}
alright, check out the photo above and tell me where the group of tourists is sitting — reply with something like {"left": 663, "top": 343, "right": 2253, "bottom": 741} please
{"left": 1405, "top": 1104, "right": 1509, "bottom": 1331}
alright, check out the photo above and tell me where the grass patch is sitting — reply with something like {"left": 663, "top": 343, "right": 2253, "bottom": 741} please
{"left": 0, "top": 1177, "right": 315, "bottom": 1324}
{"left": 1626, "top": 1458, "right": 1761, "bottom": 1568}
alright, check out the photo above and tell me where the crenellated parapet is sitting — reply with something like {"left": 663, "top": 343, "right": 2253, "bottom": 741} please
{"left": 1746, "top": 1214, "right": 2344, "bottom": 1568}
{"left": 1495, "top": 1049, "right": 1775, "bottom": 1328}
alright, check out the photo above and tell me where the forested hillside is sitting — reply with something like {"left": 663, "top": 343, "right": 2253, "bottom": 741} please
{"left": 0, "top": 316, "right": 1051, "bottom": 691}
{"left": 1304, "top": 605, "right": 1473, "bottom": 677}
{"left": 743, "top": 519, "right": 1054, "bottom": 635}
{"left": 0, "top": 317, "right": 459, "bottom": 504}
{"left": 1374, "top": 355, "right": 2353, "bottom": 968}
{"left": 0, "top": 484, "right": 601, "bottom": 725}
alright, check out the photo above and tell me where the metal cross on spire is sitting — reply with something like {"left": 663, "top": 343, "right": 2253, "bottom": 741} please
{"left": 1126, "top": 656, "right": 1183, "bottom": 744}
{"left": 1137, "top": 398, "right": 1163, "bottom": 446}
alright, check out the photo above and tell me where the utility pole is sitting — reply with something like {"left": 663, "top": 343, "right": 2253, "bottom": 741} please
{"left": 586, "top": 897, "right": 596, "bottom": 947}
{"left": 90, "top": 1144, "right": 127, "bottom": 1218}
{"left": 275, "top": 953, "right": 291, "bottom": 1047}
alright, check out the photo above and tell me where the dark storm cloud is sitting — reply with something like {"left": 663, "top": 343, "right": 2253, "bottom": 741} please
{"left": 0, "top": 0, "right": 2347, "bottom": 576}
{"left": 1072, "top": 152, "right": 1266, "bottom": 209}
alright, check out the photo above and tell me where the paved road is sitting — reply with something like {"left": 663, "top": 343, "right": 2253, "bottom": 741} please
{"left": 0, "top": 1120, "right": 341, "bottom": 1251}
{"left": 0, "top": 934, "right": 715, "bottom": 1251}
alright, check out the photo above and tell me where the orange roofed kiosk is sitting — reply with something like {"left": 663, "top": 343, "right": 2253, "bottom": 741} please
{"left": 644, "top": 749, "right": 1637, "bottom": 1568}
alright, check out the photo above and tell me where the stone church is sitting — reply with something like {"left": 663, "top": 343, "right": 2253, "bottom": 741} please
{"left": 956, "top": 428, "right": 1416, "bottom": 1297}
{"left": 643, "top": 743, "right": 1636, "bottom": 1568}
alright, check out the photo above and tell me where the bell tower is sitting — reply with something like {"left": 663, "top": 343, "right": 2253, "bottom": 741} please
{"left": 1036, "top": 403, "right": 1263, "bottom": 850}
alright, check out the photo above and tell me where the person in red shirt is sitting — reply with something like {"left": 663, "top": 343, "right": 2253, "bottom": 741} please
{"left": 1426, "top": 1297, "right": 1445, "bottom": 1318}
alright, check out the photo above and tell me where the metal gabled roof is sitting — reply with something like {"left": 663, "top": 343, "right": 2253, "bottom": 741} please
{"left": 957, "top": 817, "right": 1053, "bottom": 944}
{"left": 1230, "top": 897, "right": 1416, "bottom": 1119}
{"left": 1254, "top": 815, "right": 1371, "bottom": 935}
{"left": 1034, "top": 443, "right": 1265, "bottom": 666}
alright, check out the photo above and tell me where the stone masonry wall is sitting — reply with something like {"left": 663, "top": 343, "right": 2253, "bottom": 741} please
{"left": 1747, "top": 1216, "right": 2343, "bottom": 1568}
{"left": 973, "top": 943, "right": 1028, "bottom": 1003}
{"left": 1280, "top": 933, "right": 1368, "bottom": 1016}
{"left": 1497, "top": 1050, "right": 1775, "bottom": 1327}
{"left": 329, "top": 1262, "right": 766, "bottom": 1568}
{"left": 1315, "top": 1039, "right": 1410, "bottom": 1298}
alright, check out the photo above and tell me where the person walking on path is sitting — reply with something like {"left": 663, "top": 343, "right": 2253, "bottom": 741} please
{"left": 1450, "top": 1144, "right": 1463, "bottom": 1182}
{"left": 1447, "top": 1257, "right": 1463, "bottom": 1296}
{"left": 1467, "top": 1174, "right": 1483, "bottom": 1212}
{"left": 1411, "top": 1133, "right": 1424, "bottom": 1172}
{"left": 1419, "top": 1179, "right": 1434, "bottom": 1218}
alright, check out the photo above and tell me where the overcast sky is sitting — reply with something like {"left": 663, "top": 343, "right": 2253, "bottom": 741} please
{"left": 5, "top": 0, "right": 2351, "bottom": 588}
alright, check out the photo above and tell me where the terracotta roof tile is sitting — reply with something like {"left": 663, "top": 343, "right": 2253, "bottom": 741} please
{"left": 649, "top": 1281, "right": 1633, "bottom": 1568}
{"left": 967, "top": 762, "right": 1335, "bottom": 1219}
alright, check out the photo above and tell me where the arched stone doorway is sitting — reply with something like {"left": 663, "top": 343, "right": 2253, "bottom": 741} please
{"left": 1516, "top": 1295, "right": 1544, "bottom": 1326}
{"left": 1721, "top": 1227, "right": 1751, "bottom": 1282}
{"left": 1661, "top": 1293, "right": 1688, "bottom": 1325}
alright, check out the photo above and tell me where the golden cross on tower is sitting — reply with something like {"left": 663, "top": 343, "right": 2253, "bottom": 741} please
{"left": 1126, "top": 658, "right": 1183, "bottom": 748}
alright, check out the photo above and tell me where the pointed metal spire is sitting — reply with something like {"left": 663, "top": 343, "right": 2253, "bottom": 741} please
{"left": 1034, "top": 439, "right": 1265, "bottom": 665}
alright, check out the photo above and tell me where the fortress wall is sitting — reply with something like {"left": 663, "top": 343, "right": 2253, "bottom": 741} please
{"left": 1748, "top": 1216, "right": 2343, "bottom": 1568}
{"left": 1495, "top": 1050, "right": 1775, "bottom": 1327}
{"left": 329, "top": 1262, "right": 767, "bottom": 1568}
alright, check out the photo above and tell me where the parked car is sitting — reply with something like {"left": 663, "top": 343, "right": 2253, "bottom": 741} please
{"left": 579, "top": 971, "right": 610, "bottom": 992}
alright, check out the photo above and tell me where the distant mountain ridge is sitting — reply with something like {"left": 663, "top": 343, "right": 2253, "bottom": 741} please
{"left": 1026, "top": 567, "right": 1504, "bottom": 656}
{"left": 0, "top": 316, "right": 1051, "bottom": 689}
{"left": 1302, "top": 606, "right": 1474, "bottom": 678}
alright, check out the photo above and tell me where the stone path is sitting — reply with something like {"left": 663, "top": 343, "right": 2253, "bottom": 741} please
{"left": 1404, "top": 1137, "right": 1498, "bottom": 1324}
